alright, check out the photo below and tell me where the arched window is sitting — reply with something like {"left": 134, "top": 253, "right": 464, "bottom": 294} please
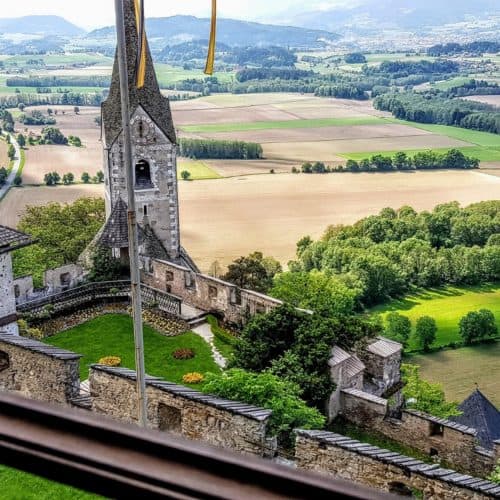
{"left": 135, "top": 160, "right": 153, "bottom": 189}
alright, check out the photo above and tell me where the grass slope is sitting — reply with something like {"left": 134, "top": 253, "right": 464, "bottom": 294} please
{"left": 181, "top": 116, "right": 384, "bottom": 134}
{"left": 409, "top": 343, "right": 500, "bottom": 406}
{"left": 0, "top": 465, "right": 98, "bottom": 499}
{"left": 177, "top": 159, "right": 222, "bottom": 180}
{"left": 371, "top": 284, "right": 500, "bottom": 349}
{"left": 44, "top": 314, "right": 220, "bottom": 382}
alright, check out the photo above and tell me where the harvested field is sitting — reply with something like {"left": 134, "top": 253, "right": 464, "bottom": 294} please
{"left": 2, "top": 172, "right": 498, "bottom": 273}
{"left": 462, "top": 95, "right": 500, "bottom": 107}
{"left": 0, "top": 139, "right": 8, "bottom": 169}
{"left": 199, "top": 123, "right": 430, "bottom": 144}
{"left": 0, "top": 184, "right": 104, "bottom": 227}
{"left": 19, "top": 106, "right": 101, "bottom": 184}
{"left": 206, "top": 159, "right": 294, "bottom": 177}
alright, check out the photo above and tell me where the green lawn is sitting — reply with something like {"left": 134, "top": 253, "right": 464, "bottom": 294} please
{"left": 371, "top": 284, "right": 500, "bottom": 349}
{"left": 177, "top": 159, "right": 221, "bottom": 180}
{"left": 207, "top": 315, "right": 236, "bottom": 360}
{"left": 181, "top": 116, "right": 385, "bottom": 134}
{"left": 44, "top": 314, "right": 220, "bottom": 382}
{"left": 0, "top": 465, "right": 98, "bottom": 500}
{"left": 409, "top": 343, "right": 500, "bottom": 407}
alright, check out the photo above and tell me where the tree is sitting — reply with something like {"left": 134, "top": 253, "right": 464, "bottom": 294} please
{"left": 18, "top": 103, "right": 25, "bottom": 112}
{"left": 96, "top": 170, "right": 104, "bottom": 183}
{"left": 0, "top": 167, "right": 7, "bottom": 185}
{"left": 81, "top": 172, "right": 91, "bottom": 184}
{"left": 74, "top": 106, "right": 80, "bottom": 114}
{"left": 16, "top": 134, "right": 26, "bottom": 148}
{"left": 13, "top": 175, "right": 22, "bottom": 186}
{"left": 385, "top": 312, "right": 412, "bottom": 346}
{"left": 203, "top": 369, "right": 325, "bottom": 447}
{"left": 13, "top": 198, "right": 106, "bottom": 287}
{"left": 402, "top": 364, "right": 460, "bottom": 418}
{"left": 87, "top": 245, "right": 124, "bottom": 282}
{"left": 181, "top": 170, "right": 191, "bottom": 181}
{"left": 301, "top": 162, "right": 312, "bottom": 174}
{"left": 459, "top": 309, "right": 498, "bottom": 345}
{"left": 41, "top": 127, "right": 68, "bottom": 145}
{"left": 62, "top": 173, "right": 75, "bottom": 185}
{"left": 223, "top": 251, "right": 281, "bottom": 294}
{"left": 7, "top": 144, "right": 16, "bottom": 161}
{"left": 415, "top": 316, "right": 437, "bottom": 351}
{"left": 47, "top": 108, "right": 53, "bottom": 116}
{"left": 69, "top": 135, "right": 82, "bottom": 147}
{"left": 44, "top": 172, "right": 60, "bottom": 186}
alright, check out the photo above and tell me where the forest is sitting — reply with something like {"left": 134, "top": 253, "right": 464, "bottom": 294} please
{"left": 374, "top": 92, "right": 500, "bottom": 134}
{"left": 427, "top": 41, "right": 500, "bottom": 56}
{"left": 178, "top": 138, "right": 263, "bottom": 160}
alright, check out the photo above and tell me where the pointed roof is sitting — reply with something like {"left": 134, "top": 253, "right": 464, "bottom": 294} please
{"left": 452, "top": 389, "right": 500, "bottom": 449}
{"left": 102, "top": 0, "right": 176, "bottom": 147}
{"left": 0, "top": 225, "right": 33, "bottom": 254}
{"left": 99, "top": 198, "right": 144, "bottom": 249}
{"left": 141, "top": 222, "right": 169, "bottom": 261}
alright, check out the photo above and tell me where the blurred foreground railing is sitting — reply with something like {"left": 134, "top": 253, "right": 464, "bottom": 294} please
{"left": 0, "top": 392, "right": 392, "bottom": 499}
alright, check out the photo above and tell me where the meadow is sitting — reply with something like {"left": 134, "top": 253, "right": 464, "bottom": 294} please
{"left": 44, "top": 314, "right": 220, "bottom": 382}
{"left": 410, "top": 343, "right": 500, "bottom": 407}
{"left": 371, "top": 284, "right": 500, "bottom": 349}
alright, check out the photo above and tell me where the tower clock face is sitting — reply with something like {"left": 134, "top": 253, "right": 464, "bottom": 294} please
{"left": 132, "top": 117, "right": 155, "bottom": 144}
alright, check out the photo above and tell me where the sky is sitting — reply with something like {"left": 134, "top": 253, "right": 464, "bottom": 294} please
{"left": 1, "top": 0, "right": 349, "bottom": 30}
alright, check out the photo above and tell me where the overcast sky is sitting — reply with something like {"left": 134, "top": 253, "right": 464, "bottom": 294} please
{"left": 2, "top": 0, "right": 349, "bottom": 30}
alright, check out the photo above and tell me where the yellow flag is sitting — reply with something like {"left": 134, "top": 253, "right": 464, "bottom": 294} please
{"left": 204, "top": 0, "right": 217, "bottom": 75}
{"left": 134, "top": 0, "right": 147, "bottom": 88}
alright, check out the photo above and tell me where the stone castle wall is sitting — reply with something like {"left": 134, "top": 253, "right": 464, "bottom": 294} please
{"left": 0, "top": 334, "right": 81, "bottom": 404}
{"left": 0, "top": 253, "right": 18, "bottom": 335}
{"left": 295, "top": 430, "right": 500, "bottom": 499}
{"left": 142, "top": 258, "right": 283, "bottom": 325}
{"left": 89, "top": 366, "right": 274, "bottom": 456}
{"left": 341, "top": 389, "right": 497, "bottom": 477}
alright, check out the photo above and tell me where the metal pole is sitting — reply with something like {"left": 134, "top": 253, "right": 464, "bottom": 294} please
{"left": 114, "top": 0, "right": 148, "bottom": 428}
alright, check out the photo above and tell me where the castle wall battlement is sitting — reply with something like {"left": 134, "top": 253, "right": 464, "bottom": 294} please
{"left": 295, "top": 429, "right": 500, "bottom": 499}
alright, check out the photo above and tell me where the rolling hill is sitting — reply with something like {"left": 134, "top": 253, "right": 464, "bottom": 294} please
{"left": 0, "top": 15, "right": 85, "bottom": 37}
{"left": 88, "top": 15, "right": 338, "bottom": 49}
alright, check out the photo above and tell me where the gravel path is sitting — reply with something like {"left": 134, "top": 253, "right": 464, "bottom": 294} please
{"left": 192, "top": 322, "right": 227, "bottom": 368}
{"left": 0, "top": 132, "right": 21, "bottom": 201}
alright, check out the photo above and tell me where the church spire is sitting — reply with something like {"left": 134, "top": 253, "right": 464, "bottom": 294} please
{"left": 102, "top": 0, "right": 176, "bottom": 147}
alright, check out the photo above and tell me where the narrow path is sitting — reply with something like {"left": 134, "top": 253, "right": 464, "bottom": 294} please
{"left": 192, "top": 322, "right": 227, "bottom": 368}
{"left": 0, "top": 132, "right": 22, "bottom": 201}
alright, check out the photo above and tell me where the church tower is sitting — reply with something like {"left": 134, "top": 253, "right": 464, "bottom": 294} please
{"left": 100, "top": 0, "right": 190, "bottom": 268}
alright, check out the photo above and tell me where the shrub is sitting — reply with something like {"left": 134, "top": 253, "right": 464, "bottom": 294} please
{"left": 173, "top": 348, "right": 195, "bottom": 360}
{"left": 183, "top": 372, "right": 204, "bottom": 384}
{"left": 98, "top": 356, "right": 122, "bottom": 367}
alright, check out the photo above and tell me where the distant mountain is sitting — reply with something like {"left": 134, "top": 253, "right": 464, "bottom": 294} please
{"left": 283, "top": 0, "right": 500, "bottom": 33}
{"left": 0, "top": 15, "right": 85, "bottom": 37}
{"left": 88, "top": 15, "right": 338, "bottom": 49}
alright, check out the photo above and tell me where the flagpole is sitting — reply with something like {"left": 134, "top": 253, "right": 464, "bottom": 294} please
{"left": 114, "top": 0, "right": 148, "bottom": 428}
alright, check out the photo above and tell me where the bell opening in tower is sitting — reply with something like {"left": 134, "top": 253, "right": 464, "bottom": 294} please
{"left": 135, "top": 159, "right": 153, "bottom": 189}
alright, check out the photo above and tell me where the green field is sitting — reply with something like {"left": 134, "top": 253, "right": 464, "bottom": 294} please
{"left": 177, "top": 159, "right": 221, "bottom": 180}
{"left": 371, "top": 284, "right": 500, "bottom": 349}
{"left": 0, "top": 465, "right": 97, "bottom": 500}
{"left": 181, "top": 116, "right": 385, "bottom": 134}
{"left": 410, "top": 343, "right": 500, "bottom": 407}
{"left": 44, "top": 314, "right": 220, "bottom": 382}
{"left": 1, "top": 54, "right": 113, "bottom": 67}
{"left": 155, "top": 63, "right": 234, "bottom": 87}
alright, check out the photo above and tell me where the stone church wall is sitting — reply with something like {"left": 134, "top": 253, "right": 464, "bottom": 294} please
{"left": 341, "top": 389, "right": 496, "bottom": 477}
{"left": 89, "top": 365, "right": 274, "bottom": 456}
{"left": 0, "top": 334, "right": 81, "bottom": 404}
{"left": 295, "top": 430, "right": 500, "bottom": 499}
{"left": 142, "top": 258, "right": 283, "bottom": 325}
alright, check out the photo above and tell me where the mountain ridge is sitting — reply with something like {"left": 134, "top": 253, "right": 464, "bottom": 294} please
{"left": 0, "top": 15, "right": 85, "bottom": 37}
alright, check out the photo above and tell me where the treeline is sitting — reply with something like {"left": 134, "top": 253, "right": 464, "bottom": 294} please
{"left": 178, "top": 139, "right": 263, "bottom": 160}
{"left": 364, "top": 59, "right": 460, "bottom": 78}
{"left": 0, "top": 92, "right": 105, "bottom": 108}
{"left": 297, "top": 149, "right": 479, "bottom": 174}
{"left": 287, "top": 200, "right": 500, "bottom": 308}
{"left": 236, "top": 68, "right": 314, "bottom": 82}
{"left": 6, "top": 76, "right": 110, "bottom": 88}
{"left": 441, "top": 79, "right": 499, "bottom": 98}
{"left": 315, "top": 84, "right": 368, "bottom": 100}
{"left": 428, "top": 41, "right": 500, "bottom": 57}
{"left": 374, "top": 92, "right": 500, "bottom": 134}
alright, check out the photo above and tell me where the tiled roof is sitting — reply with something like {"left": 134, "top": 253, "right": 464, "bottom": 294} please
{"left": 0, "top": 226, "right": 33, "bottom": 254}
{"left": 99, "top": 198, "right": 144, "bottom": 249}
{"left": 329, "top": 346, "right": 351, "bottom": 367}
{"left": 0, "top": 334, "right": 82, "bottom": 361}
{"left": 367, "top": 337, "right": 403, "bottom": 357}
{"left": 452, "top": 390, "right": 500, "bottom": 449}
{"left": 102, "top": 0, "right": 176, "bottom": 147}
{"left": 296, "top": 430, "right": 500, "bottom": 498}
{"left": 92, "top": 365, "right": 273, "bottom": 422}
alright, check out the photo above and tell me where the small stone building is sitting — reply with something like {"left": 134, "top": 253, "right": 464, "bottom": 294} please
{"left": 0, "top": 226, "right": 33, "bottom": 335}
